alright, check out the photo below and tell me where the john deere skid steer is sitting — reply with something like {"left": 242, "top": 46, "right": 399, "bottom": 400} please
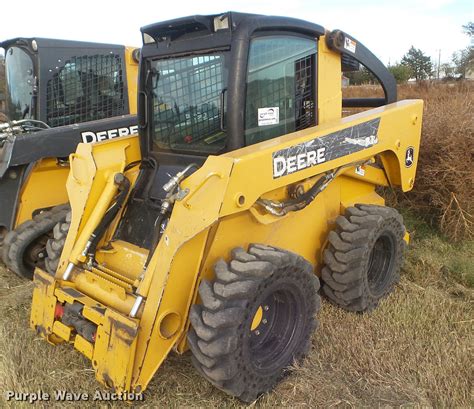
{"left": 30, "top": 12, "right": 423, "bottom": 402}
{"left": 0, "top": 38, "right": 139, "bottom": 278}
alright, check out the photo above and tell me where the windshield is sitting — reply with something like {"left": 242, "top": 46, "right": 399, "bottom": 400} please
{"left": 150, "top": 53, "right": 228, "bottom": 154}
{"left": 5, "top": 47, "right": 34, "bottom": 121}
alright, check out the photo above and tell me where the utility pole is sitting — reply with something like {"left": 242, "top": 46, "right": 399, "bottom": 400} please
{"left": 437, "top": 49, "right": 441, "bottom": 80}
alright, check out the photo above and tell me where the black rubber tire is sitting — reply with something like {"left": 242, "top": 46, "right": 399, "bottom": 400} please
{"left": 321, "top": 204, "right": 406, "bottom": 312}
{"left": 45, "top": 211, "right": 71, "bottom": 275}
{"left": 0, "top": 228, "right": 8, "bottom": 264}
{"left": 188, "top": 244, "right": 320, "bottom": 403}
{"left": 2, "top": 204, "right": 70, "bottom": 279}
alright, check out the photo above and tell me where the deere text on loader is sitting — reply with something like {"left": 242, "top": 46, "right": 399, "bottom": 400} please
{"left": 0, "top": 38, "right": 139, "bottom": 278}
{"left": 31, "top": 12, "right": 423, "bottom": 402}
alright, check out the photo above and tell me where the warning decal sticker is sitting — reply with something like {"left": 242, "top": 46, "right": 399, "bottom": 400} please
{"left": 344, "top": 37, "right": 357, "bottom": 53}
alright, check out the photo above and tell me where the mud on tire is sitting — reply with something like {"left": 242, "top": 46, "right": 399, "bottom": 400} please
{"left": 188, "top": 244, "right": 320, "bottom": 403}
{"left": 321, "top": 204, "right": 406, "bottom": 312}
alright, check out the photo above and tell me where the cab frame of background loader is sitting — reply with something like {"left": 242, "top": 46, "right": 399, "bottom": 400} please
{"left": 1, "top": 37, "right": 138, "bottom": 125}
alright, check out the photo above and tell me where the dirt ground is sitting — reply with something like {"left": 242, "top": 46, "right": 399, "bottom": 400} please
{"left": 0, "top": 212, "right": 472, "bottom": 408}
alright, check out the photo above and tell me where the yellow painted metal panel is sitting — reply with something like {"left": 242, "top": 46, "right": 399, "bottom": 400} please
{"left": 221, "top": 100, "right": 423, "bottom": 217}
{"left": 95, "top": 239, "right": 148, "bottom": 281}
{"left": 30, "top": 268, "right": 61, "bottom": 345}
{"left": 52, "top": 320, "right": 72, "bottom": 342}
{"left": 317, "top": 35, "right": 342, "bottom": 124}
{"left": 15, "top": 159, "right": 69, "bottom": 226}
{"left": 124, "top": 47, "right": 139, "bottom": 115}
{"left": 74, "top": 335, "right": 94, "bottom": 360}
{"left": 133, "top": 230, "right": 210, "bottom": 389}
{"left": 129, "top": 156, "right": 234, "bottom": 387}
{"left": 92, "top": 309, "right": 139, "bottom": 392}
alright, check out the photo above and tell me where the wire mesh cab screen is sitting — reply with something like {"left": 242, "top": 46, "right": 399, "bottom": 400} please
{"left": 151, "top": 53, "right": 228, "bottom": 154}
{"left": 46, "top": 54, "right": 126, "bottom": 127}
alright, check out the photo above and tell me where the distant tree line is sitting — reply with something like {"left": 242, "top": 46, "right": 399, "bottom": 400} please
{"left": 347, "top": 21, "right": 473, "bottom": 84}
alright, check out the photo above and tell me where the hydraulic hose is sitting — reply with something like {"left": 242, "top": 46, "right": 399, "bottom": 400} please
{"left": 258, "top": 160, "right": 371, "bottom": 216}
{"left": 142, "top": 163, "right": 198, "bottom": 268}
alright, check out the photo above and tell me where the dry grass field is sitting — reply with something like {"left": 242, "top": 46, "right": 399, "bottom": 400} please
{"left": 345, "top": 82, "right": 473, "bottom": 241}
{"left": 0, "top": 83, "right": 472, "bottom": 407}
{"left": 0, "top": 214, "right": 472, "bottom": 408}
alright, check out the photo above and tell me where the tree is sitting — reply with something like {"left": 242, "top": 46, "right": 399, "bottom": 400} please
{"left": 452, "top": 49, "right": 474, "bottom": 77}
{"left": 388, "top": 63, "right": 412, "bottom": 83}
{"left": 452, "top": 22, "right": 473, "bottom": 78}
{"left": 345, "top": 66, "right": 376, "bottom": 85}
{"left": 462, "top": 22, "right": 474, "bottom": 37}
{"left": 401, "top": 46, "right": 433, "bottom": 81}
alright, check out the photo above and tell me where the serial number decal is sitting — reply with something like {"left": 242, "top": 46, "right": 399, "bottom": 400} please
{"left": 272, "top": 118, "right": 380, "bottom": 178}
{"left": 81, "top": 125, "right": 138, "bottom": 143}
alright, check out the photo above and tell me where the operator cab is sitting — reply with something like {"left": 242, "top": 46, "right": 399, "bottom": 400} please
{"left": 115, "top": 12, "right": 396, "bottom": 248}
{"left": 1, "top": 37, "right": 134, "bottom": 127}
{"left": 138, "top": 12, "right": 325, "bottom": 158}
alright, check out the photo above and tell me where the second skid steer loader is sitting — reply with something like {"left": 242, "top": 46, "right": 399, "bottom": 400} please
{"left": 0, "top": 38, "right": 139, "bottom": 278}
{"left": 30, "top": 12, "right": 423, "bottom": 402}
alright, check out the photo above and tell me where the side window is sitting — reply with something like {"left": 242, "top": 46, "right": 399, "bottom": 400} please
{"left": 245, "top": 36, "right": 317, "bottom": 146}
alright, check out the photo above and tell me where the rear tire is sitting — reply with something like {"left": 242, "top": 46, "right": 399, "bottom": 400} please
{"left": 321, "top": 204, "right": 405, "bottom": 312}
{"left": 2, "top": 204, "right": 70, "bottom": 279}
{"left": 188, "top": 244, "right": 320, "bottom": 402}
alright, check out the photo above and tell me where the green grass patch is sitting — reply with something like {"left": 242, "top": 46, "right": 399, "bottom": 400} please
{"left": 402, "top": 210, "right": 473, "bottom": 289}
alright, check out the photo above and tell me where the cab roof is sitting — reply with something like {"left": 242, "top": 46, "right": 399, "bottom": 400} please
{"left": 141, "top": 12, "right": 326, "bottom": 44}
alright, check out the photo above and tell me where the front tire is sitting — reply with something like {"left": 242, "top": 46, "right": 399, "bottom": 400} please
{"left": 188, "top": 244, "right": 320, "bottom": 402}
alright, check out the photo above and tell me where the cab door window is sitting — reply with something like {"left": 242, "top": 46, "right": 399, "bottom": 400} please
{"left": 244, "top": 36, "right": 317, "bottom": 146}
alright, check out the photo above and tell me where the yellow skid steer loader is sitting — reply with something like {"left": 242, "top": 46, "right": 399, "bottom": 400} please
{"left": 30, "top": 12, "right": 423, "bottom": 402}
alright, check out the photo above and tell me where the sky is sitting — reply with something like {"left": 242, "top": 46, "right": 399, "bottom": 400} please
{"left": 0, "top": 0, "right": 472, "bottom": 65}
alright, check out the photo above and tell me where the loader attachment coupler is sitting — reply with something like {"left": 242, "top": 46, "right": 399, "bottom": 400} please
{"left": 32, "top": 268, "right": 140, "bottom": 392}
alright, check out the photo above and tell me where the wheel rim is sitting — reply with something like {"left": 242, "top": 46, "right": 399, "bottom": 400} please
{"left": 247, "top": 286, "right": 303, "bottom": 372}
{"left": 24, "top": 234, "right": 49, "bottom": 271}
{"left": 367, "top": 232, "right": 395, "bottom": 297}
